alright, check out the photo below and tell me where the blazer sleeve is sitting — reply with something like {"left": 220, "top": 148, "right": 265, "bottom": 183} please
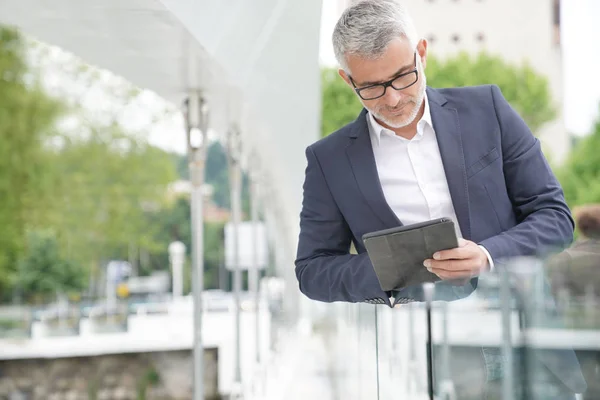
{"left": 479, "top": 85, "right": 575, "bottom": 262}
{"left": 294, "top": 145, "right": 388, "bottom": 303}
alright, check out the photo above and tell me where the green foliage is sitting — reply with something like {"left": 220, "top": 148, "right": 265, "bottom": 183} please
{"left": 173, "top": 152, "right": 189, "bottom": 180}
{"left": 146, "top": 196, "right": 224, "bottom": 290}
{"left": 0, "top": 27, "right": 66, "bottom": 297}
{"left": 206, "top": 141, "right": 230, "bottom": 209}
{"left": 320, "top": 68, "right": 363, "bottom": 138}
{"left": 147, "top": 196, "right": 192, "bottom": 272}
{"left": 320, "top": 52, "right": 556, "bottom": 137}
{"left": 0, "top": 26, "right": 179, "bottom": 301}
{"left": 137, "top": 366, "right": 160, "bottom": 400}
{"left": 0, "top": 25, "right": 253, "bottom": 302}
{"left": 426, "top": 52, "right": 556, "bottom": 133}
{"left": 203, "top": 221, "right": 225, "bottom": 289}
{"left": 13, "top": 230, "right": 86, "bottom": 302}
{"left": 49, "top": 125, "right": 177, "bottom": 268}
{"left": 557, "top": 109, "right": 600, "bottom": 209}
{"left": 174, "top": 141, "right": 251, "bottom": 217}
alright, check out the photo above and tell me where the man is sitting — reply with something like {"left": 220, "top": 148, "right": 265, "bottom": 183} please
{"left": 295, "top": 0, "right": 574, "bottom": 306}
{"left": 295, "top": 1, "right": 587, "bottom": 398}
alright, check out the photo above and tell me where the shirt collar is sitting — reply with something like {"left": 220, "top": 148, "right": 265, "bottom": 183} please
{"left": 367, "top": 94, "right": 432, "bottom": 146}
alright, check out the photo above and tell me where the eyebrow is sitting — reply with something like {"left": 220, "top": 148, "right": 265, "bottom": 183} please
{"left": 355, "top": 62, "right": 414, "bottom": 87}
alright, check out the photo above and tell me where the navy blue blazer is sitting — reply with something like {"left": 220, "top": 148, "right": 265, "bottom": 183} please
{"left": 295, "top": 85, "right": 574, "bottom": 305}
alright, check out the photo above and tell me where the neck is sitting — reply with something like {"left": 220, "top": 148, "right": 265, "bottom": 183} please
{"left": 377, "top": 100, "right": 426, "bottom": 140}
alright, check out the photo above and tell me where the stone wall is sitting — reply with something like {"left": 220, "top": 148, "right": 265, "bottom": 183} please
{"left": 0, "top": 349, "right": 219, "bottom": 400}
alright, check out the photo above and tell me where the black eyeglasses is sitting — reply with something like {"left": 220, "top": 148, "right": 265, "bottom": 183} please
{"left": 349, "top": 52, "right": 419, "bottom": 101}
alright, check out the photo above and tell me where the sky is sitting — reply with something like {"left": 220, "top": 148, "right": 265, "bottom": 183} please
{"left": 561, "top": 0, "right": 600, "bottom": 136}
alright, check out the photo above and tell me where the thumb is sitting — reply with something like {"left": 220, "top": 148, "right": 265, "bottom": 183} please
{"left": 458, "top": 238, "right": 469, "bottom": 247}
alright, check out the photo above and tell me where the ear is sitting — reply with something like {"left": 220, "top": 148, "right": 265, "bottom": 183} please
{"left": 417, "top": 39, "right": 428, "bottom": 69}
{"left": 338, "top": 68, "right": 353, "bottom": 87}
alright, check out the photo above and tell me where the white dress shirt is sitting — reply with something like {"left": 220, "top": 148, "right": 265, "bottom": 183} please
{"left": 367, "top": 95, "right": 494, "bottom": 269}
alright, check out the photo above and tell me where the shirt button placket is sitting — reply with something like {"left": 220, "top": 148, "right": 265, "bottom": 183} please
{"left": 411, "top": 140, "right": 433, "bottom": 218}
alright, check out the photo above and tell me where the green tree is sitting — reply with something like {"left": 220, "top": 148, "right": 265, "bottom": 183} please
{"left": 175, "top": 141, "right": 251, "bottom": 217}
{"left": 48, "top": 125, "right": 177, "bottom": 287}
{"left": 320, "top": 52, "right": 556, "bottom": 137}
{"left": 146, "top": 195, "right": 224, "bottom": 290}
{"left": 426, "top": 52, "right": 555, "bottom": 133}
{"left": 0, "top": 25, "right": 185, "bottom": 302}
{"left": 206, "top": 141, "right": 230, "bottom": 209}
{"left": 173, "top": 152, "right": 189, "bottom": 180}
{"left": 321, "top": 68, "right": 364, "bottom": 139}
{"left": 557, "top": 108, "right": 600, "bottom": 209}
{"left": 204, "top": 221, "right": 225, "bottom": 290}
{"left": 0, "top": 27, "right": 66, "bottom": 298}
{"left": 13, "top": 230, "right": 86, "bottom": 303}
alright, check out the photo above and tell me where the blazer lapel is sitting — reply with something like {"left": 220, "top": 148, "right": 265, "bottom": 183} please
{"left": 427, "top": 88, "right": 472, "bottom": 239}
{"left": 345, "top": 110, "right": 401, "bottom": 229}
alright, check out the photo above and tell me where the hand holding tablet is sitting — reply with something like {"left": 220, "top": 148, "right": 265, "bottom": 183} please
{"left": 362, "top": 218, "right": 460, "bottom": 292}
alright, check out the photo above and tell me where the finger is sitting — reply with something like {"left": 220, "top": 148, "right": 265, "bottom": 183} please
{"left": 425, "top": 258, "right": 475, "bottom": 271}
{"left": 432, "top": 246, "right": 472, "bottom": 261}
{"left": 458, "top": 238, "right": 469, "bottom": 247}
{"left": 430, "top": 268, "right": 473, "bottom": 280}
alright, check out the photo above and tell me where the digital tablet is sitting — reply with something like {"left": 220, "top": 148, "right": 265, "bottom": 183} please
{"left": 362, "top": 217, "right": 459, "bottom": 292}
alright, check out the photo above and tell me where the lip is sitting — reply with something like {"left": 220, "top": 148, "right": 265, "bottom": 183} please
{"left": 388, "top": 105, "right": 406, "bottom": 115}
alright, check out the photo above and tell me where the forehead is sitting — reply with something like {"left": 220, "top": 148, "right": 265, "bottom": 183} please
{"left": 346, "top": 38, "right": 414, "bottom": 84}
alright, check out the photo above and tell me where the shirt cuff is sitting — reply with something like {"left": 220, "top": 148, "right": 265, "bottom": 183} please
{"left": 478, "top": 245, "right": 495, "bottom": 271}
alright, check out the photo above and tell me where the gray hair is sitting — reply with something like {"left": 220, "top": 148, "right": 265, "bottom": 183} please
{"left": 332, "top": 0, "right": 419, "bottom": 72}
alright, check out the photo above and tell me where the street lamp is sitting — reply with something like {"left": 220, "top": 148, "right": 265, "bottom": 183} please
{"left": 248, "top": 152, "right": 262, "bottom": 364}
{"left": 226, "top": 125, "right": 243, "bottom": 388}
{"left": 184, "top": 91, "right": 209, "bottom": 400}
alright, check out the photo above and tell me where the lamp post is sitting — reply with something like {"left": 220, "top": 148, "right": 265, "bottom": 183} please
{"left": 227, "top": 126, "right": 243, "bottom": 387}
{"left": 168, "top": 241, "right": 186, "bottom": 299}
{"left": 184, "top": 92, "right": 209, "bottom": 400}
{"left": 249, "top": 154, "right": 261, "bottom": 364}
{"left": 227, "top": 127, "right": 242, "bottom": 384}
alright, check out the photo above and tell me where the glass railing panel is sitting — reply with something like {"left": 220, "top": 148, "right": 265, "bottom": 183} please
{"left": 420, "top": 256, "right": 599, "bottom": 400}
{"left": 376, "top": 302, "right": 429, "bottom": 400}
{"left": 326, "top": 302, "right": 379, "bottom": 399}
{"left": 327, "top": 302, "right": 360, "bottom": 398}
{"left": 356, "top": 303, "right": 380, "bottom": 399}
{"left": 374, "top": 263, "right": 538, "bottom": 400}
{"left": 508, "top": 256, "right": 599, "bottom": 400}
{"left": 429, "top": 274, "right": 520, "bottom": 400}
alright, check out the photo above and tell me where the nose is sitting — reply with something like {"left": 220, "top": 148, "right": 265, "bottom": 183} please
{"left": 382, "top": 87, "right": 403, "bottom": 107}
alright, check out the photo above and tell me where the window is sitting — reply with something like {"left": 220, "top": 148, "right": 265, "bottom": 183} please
{"left": 476, "top": 33, "right": 485, "bottom": 43}
{"left": 451, "top": 34, "right": 460, "bottom": 43}
{"left": 427, "top": 35, "right": 436, "bottom": 44}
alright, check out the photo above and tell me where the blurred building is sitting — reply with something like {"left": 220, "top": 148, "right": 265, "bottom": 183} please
{"left": 332, "top": 0, "right": 569, "bottom": 162}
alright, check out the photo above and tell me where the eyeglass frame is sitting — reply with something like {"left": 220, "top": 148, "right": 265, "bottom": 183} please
{"left": 348, "top": 52, "right": 419, "bottom": 101}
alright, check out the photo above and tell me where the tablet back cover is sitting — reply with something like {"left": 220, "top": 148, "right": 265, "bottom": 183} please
{"left": 363, "top": 220, "right": 458, "bottom": 291}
